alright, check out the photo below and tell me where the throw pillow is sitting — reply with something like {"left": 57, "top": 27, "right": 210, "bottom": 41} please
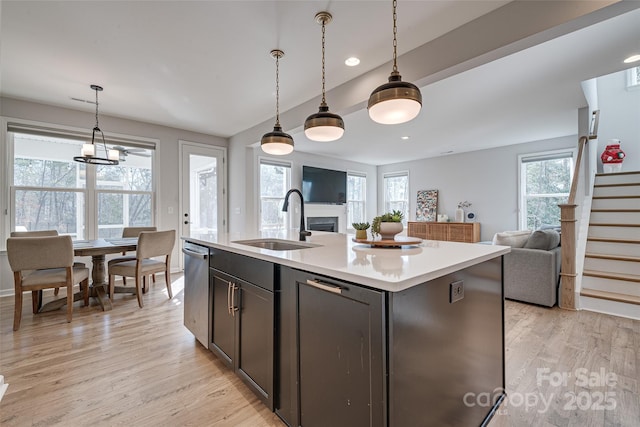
{"left": 492, "top": 230, "right": 532, "bottom": 247}
{"left": 524, "top": 229, "right": 561, "bottom": 250}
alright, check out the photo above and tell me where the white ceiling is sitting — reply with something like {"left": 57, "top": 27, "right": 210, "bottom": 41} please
{"left": 1, "top": 1, "right": 640, "bottom": 165}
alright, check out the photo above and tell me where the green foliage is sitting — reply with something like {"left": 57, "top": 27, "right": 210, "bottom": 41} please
{"left": 352, "top": 222, "right": 370, "bottom": 230}
{"left": 371, "top": 210, "right": 404, "bottom": 237}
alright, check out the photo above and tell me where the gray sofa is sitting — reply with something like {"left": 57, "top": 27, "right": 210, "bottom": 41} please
{"left": 494, "top": 229, "right": 561, "bottom": 307}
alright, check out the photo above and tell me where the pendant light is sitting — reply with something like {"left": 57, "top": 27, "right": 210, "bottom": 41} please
{"left": 367, "top": 0, "right": 422, "bottom": 125}
{"left": 261, "top": 49, "right": 294, "bottom": 155}
{"left": 73, "top": 84, "right": 119, "bottom": 165}
{"left": 304, "top": 11, "right": 344, "bottom": 142}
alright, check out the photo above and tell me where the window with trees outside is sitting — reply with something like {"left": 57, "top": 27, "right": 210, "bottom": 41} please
{"left": 383, "top": 172, "right": 409, "bottom": 225}
{"left": 519, "top": 150, "right": 574, "bottom": 230}
{"left": 10, "top": 131, "right": 154, "bottom": 240}
{"left": 259, "top": 159, "right": 291, "bottom": 232}
{"left": 347, "top": 172, "right": 366, "bottom": 228}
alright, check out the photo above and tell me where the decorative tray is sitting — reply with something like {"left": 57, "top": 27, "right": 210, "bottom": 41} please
{"left": 352, "top": 237, "right": 423, "bottom": 247}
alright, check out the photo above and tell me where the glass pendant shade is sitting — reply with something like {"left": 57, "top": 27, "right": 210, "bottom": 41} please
{"left": 304, "top": 11, "right": 344, "bottom": 142}
{"left": 261, "top": 49, "right": 294, "bottom": 155}
{"left": 367, "top": 0, "right": 422, "bottom": 125}
{"left": 261, "top": 124, "right": 294, "bottom": 155}
{"left": 368, "top": 73, "right": 422, "bottom": 125}
{"left": 304, "top": 104, "right": 344, "bottom": 142}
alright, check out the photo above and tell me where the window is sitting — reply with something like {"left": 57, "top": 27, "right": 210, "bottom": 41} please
{"left": 627, "top": 66, "right": 640, "bottom": 89}
{"left": 347, "top": 172, "right": 366, "bottom": 228}
{"left": 519, "top": 150, "right": 574, "bottom": 230}
{"left": 383, "top": 172, "right": 409, "bottom": 225}
{"left": 9, "top": 129, "right": 154, "bottom": 240}
{"left": 259, "top": 159, "right": 291, "bottom": 232}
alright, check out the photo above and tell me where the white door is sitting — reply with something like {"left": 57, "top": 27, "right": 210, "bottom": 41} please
{"left": 180, "top": 142, "right": 226, "bottom": 239}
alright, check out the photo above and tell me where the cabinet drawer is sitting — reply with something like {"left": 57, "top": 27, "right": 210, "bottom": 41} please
{"left": 210, "top": 248, "right": 274, "bottom": 291}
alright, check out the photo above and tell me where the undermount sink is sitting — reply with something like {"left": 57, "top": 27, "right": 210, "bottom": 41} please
{"left": 232, "top": 239, "right": 320, "bottom": 251}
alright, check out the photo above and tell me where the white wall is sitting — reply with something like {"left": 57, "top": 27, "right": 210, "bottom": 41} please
{"left": 378, "top": 135, "right": 577, "bottom": 242}
{"left": 596, "top": 69, "right": 640, "bottom": 172}
{"left": 229, "top": 143, "right": 377, "bottom": 236}
{"left": 0, "top": 97, "right": 227, "bottom": 296}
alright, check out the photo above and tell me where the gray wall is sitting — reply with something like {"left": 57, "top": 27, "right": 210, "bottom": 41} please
{"left": 596, "top": 69, "right": 640, "bottom": 172}
{"left": 378, "top": 135, "right": 577, "bottom": 242}
{"left": 0, "top": 97, "right": 227, "bottom": 296}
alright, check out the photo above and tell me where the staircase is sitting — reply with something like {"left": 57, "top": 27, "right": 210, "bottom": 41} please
{"left": 580, "top": 171, "right": 640, "bottom": 319}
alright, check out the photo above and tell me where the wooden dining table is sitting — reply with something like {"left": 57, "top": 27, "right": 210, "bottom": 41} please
{"left": 73, "top": 237, "right": 138, "bottom": 311}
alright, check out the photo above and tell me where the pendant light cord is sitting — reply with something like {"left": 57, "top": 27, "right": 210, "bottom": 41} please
{"left": 94, "top": 87, "right": 100, "bottom": 128}
{"left": 321, "top": 17, "right": 327, "bottom": 105}
{"left": 275, "top": 52, "right": 281, "bottom": 127}
{"left": 392, "top": 0, "right": 398, "bottom": 73}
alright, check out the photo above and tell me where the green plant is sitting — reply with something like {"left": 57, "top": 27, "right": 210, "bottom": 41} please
{"left": 371, "top": 210, "right": 404, "bottom": 237}
{"left": 352, "top": 222, "right": 370, "bottom": 230}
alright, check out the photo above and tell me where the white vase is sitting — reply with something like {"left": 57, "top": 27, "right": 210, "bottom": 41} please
{"left": 379, "top": 222, "right": 403, "bottom": 240}
{"left": 455, "top": 208, "right": 465, "bottom": 223}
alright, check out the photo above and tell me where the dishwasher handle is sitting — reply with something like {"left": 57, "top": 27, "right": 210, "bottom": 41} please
{"left": 182, "top": 247, "right": 208, "bottom": 259}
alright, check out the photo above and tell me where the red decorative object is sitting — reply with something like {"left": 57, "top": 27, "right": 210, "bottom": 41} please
{"left": 601, "top": 139, "right": 625, "bottom": 173}
{"left": 601, "top": 140, "right": 625, "bottom": 164}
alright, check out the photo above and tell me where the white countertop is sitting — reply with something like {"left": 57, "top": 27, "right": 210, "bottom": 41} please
{"left": 184, "top": 230, "right": 510, "bottom": 292}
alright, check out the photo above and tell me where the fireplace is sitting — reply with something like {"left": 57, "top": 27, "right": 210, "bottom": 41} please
{"left": 307, "top": 216, "right": 339, "bottom": 233}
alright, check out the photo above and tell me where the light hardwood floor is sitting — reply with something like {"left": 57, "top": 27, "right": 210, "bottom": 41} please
{"left": 1, "top": 275, "right": 638, "bottom": 426}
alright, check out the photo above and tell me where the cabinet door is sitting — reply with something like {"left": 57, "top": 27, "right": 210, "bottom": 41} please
{"left": 293, "top": 269, "right": 386, "bottom": 427}
{"left": 236, "top": 279, "right": 274, "bottom": 409}
{"left": 210, "top": 271, "right": 235, "bottom": 367}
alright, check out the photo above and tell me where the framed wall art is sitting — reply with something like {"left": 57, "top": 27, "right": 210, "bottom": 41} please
{"left": 416, "top": 189, "right": 438, "bottom": 222}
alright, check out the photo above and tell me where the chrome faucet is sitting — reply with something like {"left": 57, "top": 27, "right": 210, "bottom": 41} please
{"left": 282, "top": 189, "right": 312, "bottom": 241}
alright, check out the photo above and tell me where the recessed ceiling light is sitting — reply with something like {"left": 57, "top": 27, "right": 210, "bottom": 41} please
{"left": 345, "top": 57, "right": 360, "bottom": 67}
{"left": 623, "top": 54, "right": 640, "bottom": 64}
{"left": 401, "top": 136, "right": 410, "bottom": 140}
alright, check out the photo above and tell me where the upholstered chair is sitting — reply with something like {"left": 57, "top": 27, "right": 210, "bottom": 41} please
{"left": 107, "top": 226, "right": 158, "bottom": 286}
{"left": 108, "top": 230, "right": 175, "bottom": 308}
{"left": 7, "top": 235, "right": 90, "bottom": 331}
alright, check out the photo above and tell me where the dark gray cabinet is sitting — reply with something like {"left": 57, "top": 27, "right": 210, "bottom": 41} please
{"left": 278, "top": 267, "right": 386, "bottom": 427}
{"left": 209, "top": 248, "right": 275, "bottom": 409}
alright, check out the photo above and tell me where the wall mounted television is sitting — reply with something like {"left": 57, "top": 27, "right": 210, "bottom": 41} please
{"left": 302, "top": 166, "right": 347, "bottom": 204}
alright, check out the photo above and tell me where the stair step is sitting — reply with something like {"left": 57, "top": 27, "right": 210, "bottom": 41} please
{"left": 583, "top": 256, "right": 640, "bottom": 275}
{"left": 583, "top": 269, "right": 640, "bottom": 283}
{"left": 587, "top": 237, "right": 640, "bottom": 244}
{"left": 593, "top": 185, "right": 640, "bottom": 197}
{"left": 585, "top": 253, "right": 640, "bottom": 263}
{"left": 591, "top": 198, "right": 640, "bottom": 209}
{"left": 581, "top": 275, "right": 640, "bottom": 296}
{"left": 589, "top": 211, "right": 640, "bottom": 224}
{"left": 587, "top": 239, "right": 640, "bottom": 257}
{"left": 595, "top": 171, "right": 640, "bottom": 186}
{"left": 580, "top": 288, "right": 640, "bottom": 306}
{"left": 588, "top": 225, "right": 640, "bottom": 240}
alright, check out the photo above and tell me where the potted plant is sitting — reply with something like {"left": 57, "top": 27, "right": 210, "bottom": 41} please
{"left": 352, "top": 222, "right": 370, "bottom": 240}
{"left": 371, "top": 210, "right": 404, "bottom": 240}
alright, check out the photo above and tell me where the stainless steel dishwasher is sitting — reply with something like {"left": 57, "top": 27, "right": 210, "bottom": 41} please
{"left": 183, "top": 241, "right": 209, "bottom": 348}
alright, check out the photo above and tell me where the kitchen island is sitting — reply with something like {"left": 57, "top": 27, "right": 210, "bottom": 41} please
{"left": 183, "top": 231, "right": 510, "bottom": 427}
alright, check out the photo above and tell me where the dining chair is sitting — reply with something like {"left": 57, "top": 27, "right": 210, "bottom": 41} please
{"left": 108, "top": 230, "right": 175, "bottom": 308}
{"left": 108, "top": 226, "right": 157, "bottom": 287}
{"left": 10, "top": 230, "right": 86, "bottom": 297}
{"left": 7, "top": 235, "right": 90, "bottom": 331}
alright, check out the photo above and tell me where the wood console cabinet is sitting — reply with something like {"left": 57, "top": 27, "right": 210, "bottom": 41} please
{"left": 408, "top": 221, "right": 480, "bottom": 243}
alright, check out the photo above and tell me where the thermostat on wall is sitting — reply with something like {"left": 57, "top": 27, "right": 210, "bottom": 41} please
{"left": 466, "top": 212, "right": 477, "bottom": 222}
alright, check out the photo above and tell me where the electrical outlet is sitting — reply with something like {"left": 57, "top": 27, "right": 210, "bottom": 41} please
{"left": 450, "top": 281, "right": 464, "bottom": 303}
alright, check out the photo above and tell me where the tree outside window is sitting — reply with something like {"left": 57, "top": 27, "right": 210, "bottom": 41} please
{"left": 260, "top": 160, "right": 291, "bottom": 232}
{"left": 383, "top": 172, "right": 409, "bottom": 225}
{"left": 519, "top": 151, "right": 574, "bottom": 230}
{"left": 347, "top": 173, "right": 366, "bottom": 227}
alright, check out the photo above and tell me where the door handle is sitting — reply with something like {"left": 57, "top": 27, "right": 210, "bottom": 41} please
{"left": 231, "top": 284, "right": 239, "bottom": 316}
{"left": 306, "top": 279, "right": 343, "bottom": 295}
{"left": 227, "top": 282, "right": 232, "bottom": 315}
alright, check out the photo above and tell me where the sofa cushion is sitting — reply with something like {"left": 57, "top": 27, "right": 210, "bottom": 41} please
{"left": 492, "top": 230, "right": 532, "bottom": 247}
{"left": 524, "top": 229, "right": 561, "bottom": 250}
